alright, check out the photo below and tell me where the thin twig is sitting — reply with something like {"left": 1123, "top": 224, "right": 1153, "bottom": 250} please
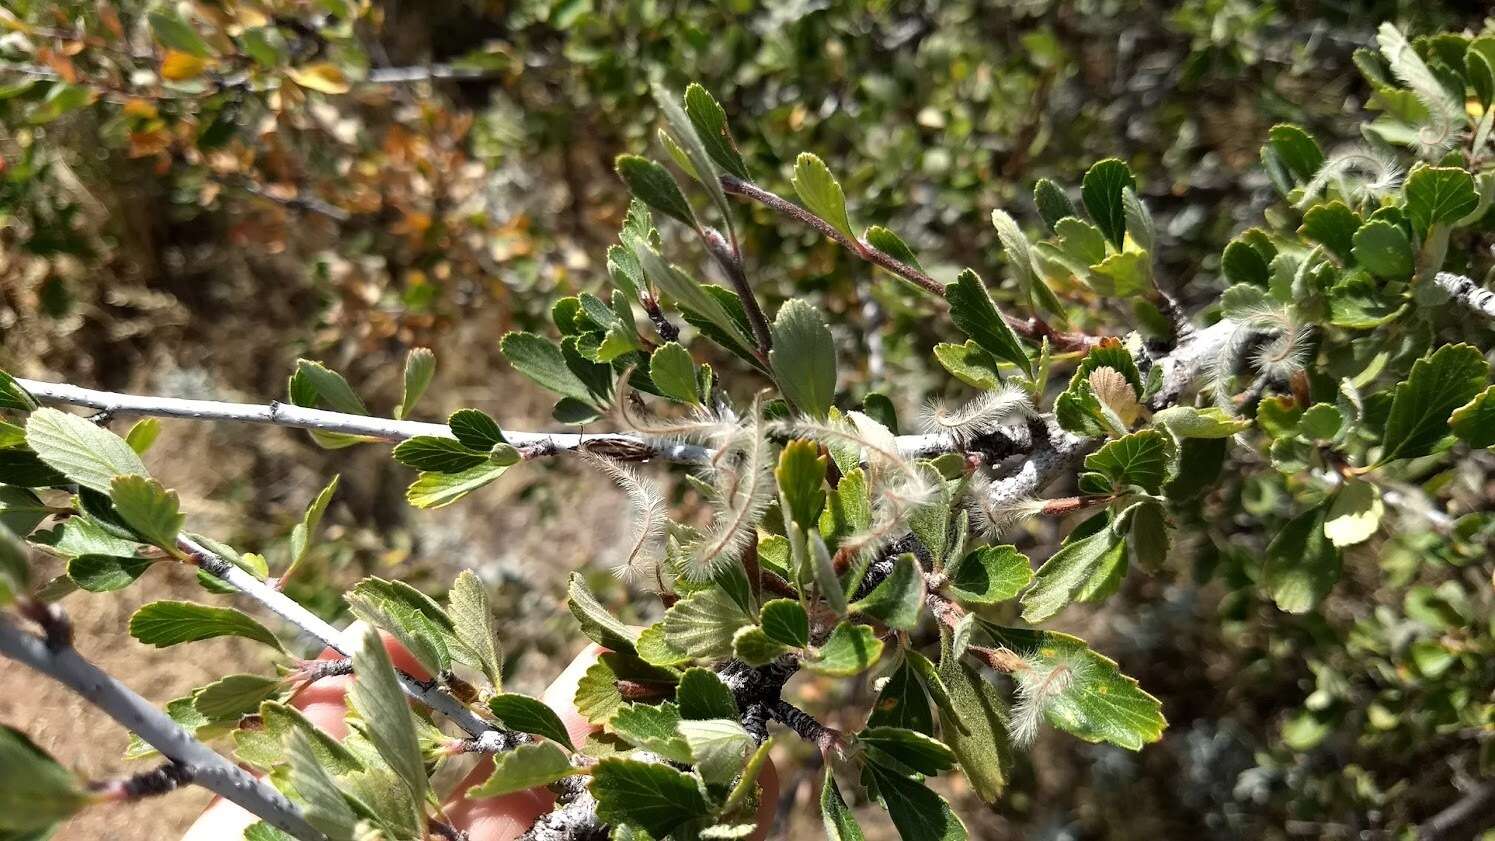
{"left": 181, "top": 536, "right": 508, "bottom": 743}
{"left": 0, "top": 613, "right": 326, "bottom": 841}
{"left": 719, "top": 174, "right": 1100, "bottom": 351}
{"left": 15, "top": 379, "right": 713, "bottom": 464}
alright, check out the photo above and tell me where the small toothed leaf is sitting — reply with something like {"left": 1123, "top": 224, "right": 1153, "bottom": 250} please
{"left": 467, "top": 741, "right": 575, "bottom": 798}
{"left": 616, "top": 154, "right": 697, "bottom": 229}
{"left": 25, "top": 408, "right": 148, "bottom": 494}
{"left": 129, "top": 600, "right": 284, "bottom": 652}
{"left": 489, "top": 693, "right": 576, "bottom": 751}
{"left": 791, "top": 153, "right": 855, "bottom": 241}
{"left": 396, "top": 347, "right": 435, "bottom": 420}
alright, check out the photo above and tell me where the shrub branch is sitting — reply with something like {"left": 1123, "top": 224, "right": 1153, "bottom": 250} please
{"left": 0, "top": 612, "right": 327, "bottom": 841}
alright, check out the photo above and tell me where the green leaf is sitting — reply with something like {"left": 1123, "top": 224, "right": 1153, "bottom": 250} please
{"left": 291, "top": 359, "right": 368, "bottom": 415}
{"left": 405, "top": 462, "right": 511, "bottom": 509}
{"left": 1451, "top": 384, "right": 1495, "bottom": 447}
{"left": 981, "top": 626, "right": 1166, "bottom": 750}
{"left": 945, "top": 269, "right": 1030, "bottom": 376}
{"left": 1020, "top": 526, "right": 1123, "bottom": 623}
{"left": 770, "top": 300, "right": 838, "bottom": 419}
{"left": 821, "top": 768, "right": 867, "bottom": 841}
{"left": 1080, "top": 158, "right": 1136, "bottom": 250}
{"left": 615, "top": 155, "right": 697, "bottom": 229}
{"left": 683, "top": 84, "right": 749, "bottom": 180}
{"left": 0, "top": 370, "right": 40, "bottom": 412}
{"left": 676, "top": 667, "right": 738, "bottom": 720}
{"left": 1351, "top": 220, "right": 1414, "bottom": 280}
{"left": 654, "top": 84, "right": 734, "bottom": 235}
{"left": 288, "top": 475, "right": 338, "bottom": 572}
{"left": 990, "top": 208, "right": 1037, "bottom": 306}
{"left": 1265, "top": 123, "right": 1324, "bottom": 182}
{"left": 1125, "top": 499, "right": 1170, "bottom": 571}
{"left": 233, "top": 701, "right": 361, "bottom": 774}
{"left": 1323, "top": 478, "right": 1383, "bottom": 548}
{"left": 932, "top": 341, "right": 1002, "bottom": 390}
{"left": 349, "top": 624, "right": 427, "bottom": 806}
{"left": 107, "top": 475, "right": 183, "bottom": 549}
{"left": 649, "top": 343, "right": 701, "bottom": 405}
{"left": 947, "top": 545, "right": 1031, "bottom": 605}
{"left": 775, "top": 439, "right": 827, "bottom": 529}
{"left": 1080, "top": 429, "right": 1172, "bottom": 495}
{"left": 791, "top": 153, "right": 855, "bottom": 241}
{"left": 193, "top": 673, "right": 281, "bottom": 720}
{"left": 610, "top": 702, "right": 691, "bottom": 762}
{"left": 1404, "top": 165, "right": 1478, "bottom": 234}
{"left": 567, "top": 572, "right": 640, "bottom": 653}
{"left": 866, "top": 657, "right": 933, "bottom": 734}
{"left": 467, "top": 741, "right": 574, "bottom": 798}
{"left": 1379, "top": 343, "right": 1489, "bottom": 464}
{"left": 244, "top": 822, "right": 295, "bottom": 841}
{"left": 590, "top": 758, "right": 710, "bottom": 839}
{"left": 759, "top": 598, "right": 809, "bottom": 649}
{"left": 1222, "top": 239, "right": 1272, "bottom": 286}
{"left": 732, "top": 625, "right": 790, "bottom": 666}
{"left": 1152, "top": 406, "right": 1251, "bottom": 439}
{"left": 1264, "top": 504, "right": 1342, "bottom": 613}
{"left": 500, "top": 332, "right": 601, "bottom": 406}
{"left": 129, "top": 600, "right": 284, "bottom": 651}
{"left": 806, "top": 621, "right": 883, "bottom": 677}
{"left": 1299, "top": 201, "right": 1361, "bottom": 263}
{"left": 864, "top": 762, "right": 968, "bottom": 841}
{"left": 0, "top": 486, "right": 48, "bottom": 537}
{"left": 65, "top": 552, "right": 151, "bottom": 592}
{"left": 148, "top": 11, "right": 211, "bottom": 57}
{"left": 850, "top": 553, "right": 924, "bottom": 630}
{"left": 1086, "top": 251, "right": 1152, "bottom": 297}
{"left": 864, "top": 226, "right": 923, "bottom": 274}
{"left": 24, "top": 408, "right": 147, "bottom": 494}
{"left": 1032, "top": 178, "right": 1076, "bottom": 231}
{"left": 391, "top": 435, "right": 488, "bottom": 473}
{"left": 125, "top": 418, "right": 160, "bottom": 454}
{"left": 489, "top": 693, "right": 576, "bottom": 750}
{"left": 447, "top": 570, "right": 503, "bottom": 690}
{"left": 0, "top": 524, "right": 28, "bottom": 605}
{"left": 284, "top": 730, "right": 359, "bottom": 840}
{"left": 346, "top": 578, "right": 453, "bottom": 676}
{"left": 628, "top": 237, "right": 757, "bottom": 358}
{"left": 859, "top": 727, "right": 956, "bottom": 775}
{"left": 809, "top": 529, "right": 848, "bottom": 616}
{"left": 1122, "top": 188, "right": 1155, "bottom": 254}
{"left": 396, "top": 348, "right": 435, "bottom": 420}
{"left": 663, "top": 586, "right": 753, "bottom": 662}
{"left": 574, "top": 653, "right": 678, "bottom": 725}
{"left": 935, "top": 639, "right": 1011, "bottom": 802}
{"left": 680, "top": 717, "right": 754, "bottom": 784}
{"left": 0, "top": 726, "right": 88, "bottom": 833}
{"left": 448, "top": 409, "right": 507, "bottom": 451}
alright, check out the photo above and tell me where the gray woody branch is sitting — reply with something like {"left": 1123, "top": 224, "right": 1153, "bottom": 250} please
{"left": 1433, "top": 271, "right": 1495, "bottom": 320}
{"left": 0, "top": 612, "right": 326, "bottom": 841}
{"left": 182, "top": 535, "right": 511, "bottom": 748}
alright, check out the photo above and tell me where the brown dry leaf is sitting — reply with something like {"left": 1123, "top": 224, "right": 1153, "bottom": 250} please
{"left": 160, "top": 49, "right": 207, "bottom": 81}
{"left": 1089, "top": 366, "right": 1142, "bottom": 426}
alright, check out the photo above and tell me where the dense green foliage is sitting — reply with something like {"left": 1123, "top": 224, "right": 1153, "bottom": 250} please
{"left": 1, "top": 3, "right": 1493, "bottom": 841}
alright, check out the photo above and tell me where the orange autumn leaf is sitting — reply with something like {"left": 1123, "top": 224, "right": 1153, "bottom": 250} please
{"left": 160, "top": 49, "right": 207, "bottom": 81}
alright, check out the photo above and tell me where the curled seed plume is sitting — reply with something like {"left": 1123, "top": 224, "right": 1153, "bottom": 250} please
{"left": 581, "top": 452, "right": 668, "bottom": 583}
{"left": 688, "top": 402, "right": 773, "bottom": 581}
{"left": 1010, "top": 648, "right": 1092, "bottom": 747}
{"left": 921, "top": 384, "right": 1034, "bottom": 445}
{"left": 1296, "top": 146, "right": 1403, "bottom": 209}
{"left": 1376, "top": 23, "right": 1464, "bottom": 159}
